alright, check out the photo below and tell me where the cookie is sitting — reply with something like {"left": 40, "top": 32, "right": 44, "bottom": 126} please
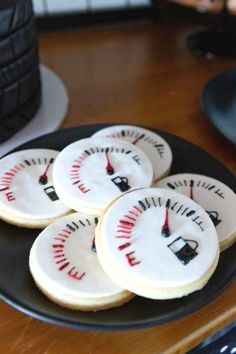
{"left": 29, "top": 212, "right": 134, "bottom": 311}
{"left": 156, "top": 174, "right": 236, "bottom": 251}
{"left": 0, "top": 149, "right": 71, "bottom": 228}
{"left": 92, "top": 125, "right": 172, "bottom": 182}
{"left": 53, "top": 137, "right": 153, "bottom": 215}
{"left": 95, "top": 188, "right": 219, "bottom": 299}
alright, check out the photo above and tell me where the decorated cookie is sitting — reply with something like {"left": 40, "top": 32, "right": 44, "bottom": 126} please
{"left": 156, "top": 174, "right": 236, "bottom": 251}
{"left": 92, "top": 125, "right": 172, "bottom": 182}
{"left": 95, "top": 188, "right": 219, "bottom": 299}
{"left": 53, "top": 137, "right": 153, "bottom": 215}
{"left": 0, "top": 149, "right": 71, "bottom": 228}
{"left": 29, "top": 212, "right": 134, "bottom": 311}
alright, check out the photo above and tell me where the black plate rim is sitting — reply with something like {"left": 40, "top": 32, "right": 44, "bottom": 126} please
{"left": 0, "top": 262, "right": 235, "bottom": 331}
{"left": 0, "top": 123, "right": 235, "bottom": 331}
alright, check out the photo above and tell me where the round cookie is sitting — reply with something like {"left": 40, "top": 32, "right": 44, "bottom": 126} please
{"left": 95, "top": 188, "right": 219, "bottom": 300}
{"left": 0, "top": 149, "right": 71, "bottom": 228}
{"left": 156, "top": 174, "right": 236, "bottom": 251}
{"left": 29, "top": 212, "right": 134, "bottom": 311}
{"left": 53, "top": 137, "right": 153, "bottom": 215}
{"left": 92, "top": 125, "right": 173, "bottom": 182}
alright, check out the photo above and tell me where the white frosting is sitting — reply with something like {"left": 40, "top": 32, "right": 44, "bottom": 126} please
{"left": 97, "top": 188, "right": 219, "bottom": 297}
{"left": 0, "top": 149, "right": 70, "bottom": 220}
{"left": 53, "top": 137, "right": 153, "bottom": 215}
{"left": 156, "top": 174, "right": 236, "bottom": 247}
{"left": 92, "top": 125, "right": 172, "bottom": 182}
{"left": 29, "top": 212, "right": 125, "bottom": 301}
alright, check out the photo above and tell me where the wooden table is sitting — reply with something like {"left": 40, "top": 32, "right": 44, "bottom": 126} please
{"left": 1, "top": 18, "right": 235, "bottom": 354}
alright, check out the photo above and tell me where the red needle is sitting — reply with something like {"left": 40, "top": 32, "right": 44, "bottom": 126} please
{"left": 39, "top": 163, "right": 51, "bottom": 185}
{"left": 161, "top": 208, "right": 171, "bottom": 237}
{"left": 190, "top": 180, "right": 194, "bottom": 200}
{"left": 161, "top": 199, "right": 171, "bottom": 237}
{"left": 105, "top": 150, "right": 114, "bottom": 175}
{"left": 132, "top": 133, "right": 145, "bottom": 145}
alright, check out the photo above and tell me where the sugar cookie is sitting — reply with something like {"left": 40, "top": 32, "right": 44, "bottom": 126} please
{"left": 93, "top": 125, "right": 172, "bottom": 182}
{"left": 156, "top": 174, "right": 236, "bottom": 251}
{"left": 29, "top": 212, "right": 134, "bottom": 311}
{"left": 95, "top": 188, "right": 219, "bottom": 299}
{"left": 53, "top": 137, "right": 153, "bottom": 215}
{"left": 0, "top": 149, "right": 71, "bottom": 228}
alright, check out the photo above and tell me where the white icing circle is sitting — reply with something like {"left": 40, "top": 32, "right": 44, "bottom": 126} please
{"left": 29, "top": 212, "right": 125, "bottom": 301}
{"left": 156, "top": 174, "right": 236, "bottom": 248}
{"left": 92, "top": 125, "right": 173, "bottom": 182}
{"left": 53, "top": 137, "right": 153, "bottom": 215}
{"left": 0, "top": 149, "right": 70, "bottom": 221}
{"left": 96, "top": 188, "right": 219, "bottom": 299}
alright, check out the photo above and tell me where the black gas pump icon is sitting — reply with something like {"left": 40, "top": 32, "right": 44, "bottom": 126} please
{"left": 168, "top": 236, "right": 198, "bottom": 265}
{"left": 111, "top": 176, "right": 131, "bottom": 192}
{"left": 43, "top": 186, "right": 59, "bottom": 201}
{"left": 206, "top": 210, "right": 221, "bottom": 227}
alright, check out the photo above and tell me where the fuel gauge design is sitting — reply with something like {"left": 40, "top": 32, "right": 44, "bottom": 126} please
{"left": 95, "top": 188, "right": 219, "bottom": 299}
{"left": 53, "top": 137, "right": 153, "bottom": 216}
{"left": 156, "top": 173, "right": 236, "bottom": 251}
{"left": 29, "top": 212, "right": 133, "bottom": 310}
{"left": 93, "top": 125, "right": 173, "bottom": 182}
{"left": 0, "top": 149, "right": 71, "bottom": 228}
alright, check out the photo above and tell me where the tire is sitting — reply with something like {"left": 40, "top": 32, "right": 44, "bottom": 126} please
{"left": 0, "top": 42, "right": 39, "bottom": 90}
{"left": 0, "top": 65, "right": 41, "bottom": 118}
{"left": 0, "top": 16, "right": 37, "bottom": 67}
{"left": 0, "top": 0, "right": 33, "bottom": 39}
{"left": 0, "top": 89, "right": 41, "bottom": 144}
{"left": 0, "top": 0, "right": 41, "bottom": 143}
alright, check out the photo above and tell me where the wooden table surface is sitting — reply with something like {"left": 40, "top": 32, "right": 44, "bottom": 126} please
{"left": 1, "top": 18, "right": 236, "bottom": 354}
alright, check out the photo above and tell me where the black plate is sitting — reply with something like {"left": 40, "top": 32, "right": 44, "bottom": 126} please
{"left": 0, "top": 124, "right": 235, "bottom": 331}
{"left": 201, "top": 68, "right": 236, "bottom": 146}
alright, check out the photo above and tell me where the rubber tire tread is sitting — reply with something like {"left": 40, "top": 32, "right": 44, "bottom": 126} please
{"left": 0, "top": 78, "right": 41, "bottom": 143}
{"left": 0, "top": 64, "right": 41, "bottom": 117}
{"left": 0, "top": 0, "right": 33, "bottom": 39}
{"left": 0, "top": 16, "right": 37, "bottom": 68}
{"left": 0, "top": 41, "right": 39, "bottom": 90}
{"left": 0, "top": 0, "right": 41, "bottom": 144}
